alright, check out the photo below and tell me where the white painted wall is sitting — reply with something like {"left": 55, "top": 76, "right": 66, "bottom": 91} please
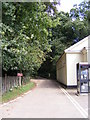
{"left": 56, "top": 53, "right": 67, "bottom": 85}
{"left": 56, "top": 36, "right": 89, "bottom": 86}
{"left": 87, "top": 49, "right": 90, "bottom": 64}
{"left": 88, "top": 36, "right": 90, "bottom": 64}
{"left": 57, "top": 51, "right": 88, "bottom": 86}
{"left": 66, "top": 53, "right": 84, "bottom": 86}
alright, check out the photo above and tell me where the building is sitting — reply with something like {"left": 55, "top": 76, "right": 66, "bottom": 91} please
{"left": 56, "top": 36, "right": 90, "bottom": 87}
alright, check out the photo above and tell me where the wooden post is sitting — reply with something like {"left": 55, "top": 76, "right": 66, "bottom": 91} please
{"left": 5, "top": 74, "right": 7, "bottom": 92}
{"left": 17, "top": 73, "right": 23, "bottom": 86}
{"left": 19, "top": 76, "right": 21, "bottom": 86}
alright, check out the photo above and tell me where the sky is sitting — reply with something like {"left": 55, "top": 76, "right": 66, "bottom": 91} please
{"left": 57, "top": 0, "right": 85, "bottom": 13}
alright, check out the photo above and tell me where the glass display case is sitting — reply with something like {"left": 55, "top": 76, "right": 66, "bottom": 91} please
{"left": 77, "top": 62, "right": 90, "bottom": 94}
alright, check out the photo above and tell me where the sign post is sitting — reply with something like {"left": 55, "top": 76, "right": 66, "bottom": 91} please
{"left": 17, "top": 73, "right": 23, "bottom": 86}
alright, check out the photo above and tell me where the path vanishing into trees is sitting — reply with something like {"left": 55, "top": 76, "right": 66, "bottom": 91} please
{"left": 0, "top": 78, "right": 88, "bottom": 118}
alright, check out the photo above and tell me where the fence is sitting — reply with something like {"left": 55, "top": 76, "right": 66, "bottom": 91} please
{"left": 2, "top": 76, "right": 18, "bottom": 94}
{"left": 2, "top": 75, "right": 30, "bottom": 94}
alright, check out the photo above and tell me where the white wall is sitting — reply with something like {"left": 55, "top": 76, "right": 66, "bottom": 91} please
{"left": 56, "top": 53, "right": 67, "bottom": 85}
{"left": 87, "top": 49, "right": 90, "bottom": 63}
{"left": 56, "top": 36, "right": 89, "bottom": 86}
{"left": 57, "top": 51, "right": 88, "bottom": 86}
{"left": 88, "top": 36, "right": 90, "bottom": 64}
{"left": 66, "top": 53, "right": 84, "bottom": 86}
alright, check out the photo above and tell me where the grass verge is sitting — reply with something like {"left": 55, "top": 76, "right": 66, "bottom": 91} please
{"left": 2, "top": 82, "right": 35, "bottom": 103}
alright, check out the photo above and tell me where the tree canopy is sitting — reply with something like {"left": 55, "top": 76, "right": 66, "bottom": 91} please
{"left": 1, "top": 2, "right": 58, "bottom": 76}
{"left": 1, "top": 1, "right": 90, "bottom": 78}
{"left": 38, "top": 1, "right": 90, "bottom": 79}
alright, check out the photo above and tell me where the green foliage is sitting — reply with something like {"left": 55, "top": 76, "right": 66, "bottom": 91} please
{"left": 70, "top": 1, "right": 90, "bottom": 20}
{"left": 2, "top": 81, "right": 35, "bottom": 103}
{"left": 1, "top": 2, "right": 58, "bottom": 76}
{"left": 69, "top": 1, "right": 90, "bottom": 39}
{"left": 38, "top": 1, "right": 90, "bottom": 79}
{"left": 1, "top": 1, "right": 90, "bottom": 79}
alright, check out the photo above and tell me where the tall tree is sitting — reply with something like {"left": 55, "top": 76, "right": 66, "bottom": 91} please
{"left": 2, "top": 2, "right": 58, "bottom": 76}
{"left": 38, "top": 1, "right": 90, "bottom": 79}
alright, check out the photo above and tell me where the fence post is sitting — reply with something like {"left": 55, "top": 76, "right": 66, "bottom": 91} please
{"left": 19, "top": 76, "right": 21, "bottom": 86}
{"left": 5, "top": 74, "right": 7, "bottom": 92}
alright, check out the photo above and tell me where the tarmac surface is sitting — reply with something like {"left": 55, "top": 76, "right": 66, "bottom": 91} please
{"left": 0, "top": 78, "right": 88, "bottom": 119}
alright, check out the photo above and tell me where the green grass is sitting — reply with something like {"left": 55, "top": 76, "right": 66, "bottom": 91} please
{"left": 2, "top": 82, "right": 35, "bottom": 103}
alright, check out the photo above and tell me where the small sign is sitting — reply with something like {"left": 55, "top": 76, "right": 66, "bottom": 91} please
{"left": 17, "top": 73, "right": 23, "bottom": 77}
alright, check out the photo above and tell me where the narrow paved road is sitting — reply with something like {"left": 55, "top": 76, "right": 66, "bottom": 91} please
{"left": 0, "top": 78, "right": 88, "bottom": 119}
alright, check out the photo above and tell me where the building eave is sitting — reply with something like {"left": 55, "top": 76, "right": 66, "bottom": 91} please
{"left": 65, "top": 36, "right": 89, "bottom": 52}
{"left": 56, "top": 52, "right": 65, "bottom": 64}
{"left": 65, "top": 51, "right": 81, "bottom": 54}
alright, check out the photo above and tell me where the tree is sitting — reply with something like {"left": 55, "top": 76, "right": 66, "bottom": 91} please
{"left": 2, "top": 1, "right": 89, "bottom": 79}
{"left": 38, "top": 1, "right": 90, "bottom": 79}
{"left": 70, "top": 0, "right": 90, "bottom": 40}
{"left": 2, "top": 2, "right": 58, "bottom": 76}
{"left": 70, "top": 1, "right": 90, "bottom": 20}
